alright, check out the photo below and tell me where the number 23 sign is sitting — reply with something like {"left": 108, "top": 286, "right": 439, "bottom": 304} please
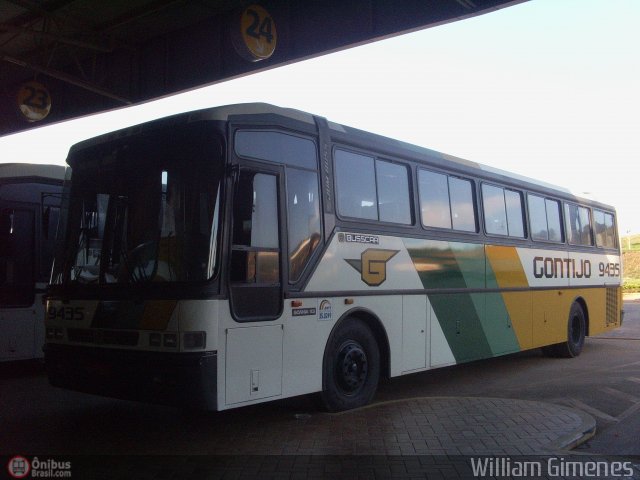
{"left": 17, "top": 81, "right": 52, "bottom": 122}
{"left": 232, "top": 4, "right": 277, "bottom": 62}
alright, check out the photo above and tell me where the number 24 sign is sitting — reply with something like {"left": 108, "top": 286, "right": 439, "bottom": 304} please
{"left": 232, "top": 4, "right": 277, "bottom": 62}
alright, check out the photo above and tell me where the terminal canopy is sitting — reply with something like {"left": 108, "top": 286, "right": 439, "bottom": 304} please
{"left": 0, "top": 0, "right": 525, "bottom": 137}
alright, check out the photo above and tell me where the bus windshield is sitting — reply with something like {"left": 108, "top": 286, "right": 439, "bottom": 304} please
{"left": 52, "top": 124, "right": 224, "bottom": 286}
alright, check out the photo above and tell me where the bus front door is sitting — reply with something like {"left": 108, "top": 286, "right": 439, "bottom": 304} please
{"left": 225, "top": 166, "right": 284, "bottom": 405}
{"left": 229, "top": 168, "right": 283, "bottom": 321}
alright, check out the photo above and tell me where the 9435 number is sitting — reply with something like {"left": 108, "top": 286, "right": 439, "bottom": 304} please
{"left": 598, "top": 262, "right": 620, "bottom": 277}
{"left": 47, "top": 305, "right": 84, "bottom": 321}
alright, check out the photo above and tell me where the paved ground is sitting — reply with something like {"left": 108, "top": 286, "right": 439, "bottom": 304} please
{"left": 0, "top": 394, "right": 620, "bottom": 479}
{"left": 574, "top": 293, "right": 640, "bottom": 457}
{"left": 110, "top": 397, "right": 594, "bottom": 456}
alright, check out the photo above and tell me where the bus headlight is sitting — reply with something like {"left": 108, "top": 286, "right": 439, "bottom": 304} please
{"left": 183, "top": 331, "right": 206, "bottom": 350}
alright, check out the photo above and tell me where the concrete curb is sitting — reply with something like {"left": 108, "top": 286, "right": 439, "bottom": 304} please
{"left": 545, "top": 402, "right": 597, "bottom": 452}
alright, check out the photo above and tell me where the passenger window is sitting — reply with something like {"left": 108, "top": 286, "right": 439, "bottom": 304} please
{"left": 546, "top": 199, "right": 563, "bottom": 242}
{"left": 335, "top": 150, "right": 377, "bottom": 220}
{"left": 449, "top": 177, "right": 476, "bottom": 232}
{"left": 565, "top": 203, "right": 593, "bottom": 246}
{"left": 335, "top": 150, "right": 411, "bottom": 224}
{"left": 594, "top": 209, "right": 616, "bottom": 248}
{"left": 286, "top": 168, "right": 321, "bottom": 281}
{"left": 419, "top": 170, "right": 451, "bottom": 229}
{"left": 528, "top": 195, "right": 548, "bottom": 241}
{"left": 482, "top": 184, "right": 525, "bottom": 238}
{"left": 482, "top": 184, "right": 508, "bottom": 236}
{"left": 418, "top": 169, "right": 476, "bottom": 232}
{"left": 529, "top": 195, "right": 563, "bottom": 242}
{"left": 504, "top": 190, "right": 524, "bottom": 238}
{"left": 376, "top": 160, "right": 411, "bottom": 225}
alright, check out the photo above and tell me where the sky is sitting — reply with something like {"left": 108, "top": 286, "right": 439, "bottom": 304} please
{"left": 1, "top": 0, "right": 639, "bottom": 234}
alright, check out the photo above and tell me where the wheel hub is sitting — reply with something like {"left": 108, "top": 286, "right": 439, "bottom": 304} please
{"left": 570, "top": 314, "right": 582, "bottom": 343}
{"left": 336, "top": 342, "right": 368, "bottom": 393}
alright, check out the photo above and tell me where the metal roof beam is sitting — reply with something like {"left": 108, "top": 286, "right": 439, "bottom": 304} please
{"left": 1, "top": 52, "right": 131, "bottom": 104}
{"left": 0, "top": 23, "right": 113, "bottom": 52}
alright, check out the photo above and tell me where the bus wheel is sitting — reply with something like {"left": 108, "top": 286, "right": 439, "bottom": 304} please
{"left": 320, "top": 319, "right": 380, "bottom": 412}
{"left": 542, "top": 302, "right": 586, "bottom": 358}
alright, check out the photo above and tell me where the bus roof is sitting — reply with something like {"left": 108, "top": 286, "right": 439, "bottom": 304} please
{"left": 67, "top": 103, "right": 612, "bottom": 210}
{"left": 0, "top": 163, "right": 66, "bottom": 182}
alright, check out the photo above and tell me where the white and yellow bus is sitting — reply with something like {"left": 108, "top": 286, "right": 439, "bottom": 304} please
{"left": 44, "top": 104, "right": 621, "bottom": 411}
{"left": 1, "top": 163, "right": 65, "bottom": 361}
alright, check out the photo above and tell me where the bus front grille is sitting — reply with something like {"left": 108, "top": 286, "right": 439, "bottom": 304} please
{"left": 67, "top": 328, "right": 139, "bottom": 346}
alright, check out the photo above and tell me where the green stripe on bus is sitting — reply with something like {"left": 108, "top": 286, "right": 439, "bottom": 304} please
{"left": 429, "top": 293, "right": 493, "bottom": 362}
{"left": 403, "top": 238, "right": 475, "bottom": 289}
{"left": 405, "top": 239, "right": 520, "bottom": 360}
{"left": 403, "top": 239, "right": 493, "bottom": 362}
{"left": 483, "top": 292, "right": 522, "bottom": 354}
{"left": 484, "top": 252, "right": 523, "bottom": 353}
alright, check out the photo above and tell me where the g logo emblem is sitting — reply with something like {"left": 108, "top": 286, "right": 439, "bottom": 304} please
{"left": 345, "top": 249, "right": 399, "bottom": 287}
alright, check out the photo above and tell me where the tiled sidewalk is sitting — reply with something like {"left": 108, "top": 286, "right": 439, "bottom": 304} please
{"left": 198, "top": 396, "right": 595, "bottom": 456}
{"left": 32, "top": 396, "right": 640, "bottom": 479}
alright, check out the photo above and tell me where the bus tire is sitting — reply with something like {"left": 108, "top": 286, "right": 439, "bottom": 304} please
{"left": 542, "top": 302, "right": 586, "bottom": 358}
{"left": 320, "top": 318, "right": 380, "bottom": 412}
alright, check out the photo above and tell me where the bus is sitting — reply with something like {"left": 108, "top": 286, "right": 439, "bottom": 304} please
{"left": 1, "top": 163, "right": 65, "bottom": 362}
{"left": 44, "top": 103, "right": 622, "bottom": 411}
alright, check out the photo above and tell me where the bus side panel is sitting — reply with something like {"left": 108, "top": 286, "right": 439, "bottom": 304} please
{"left": 496, "top": 292, "right": 533, "bottom": 350}
{"left": 281, "top": 297, "right": 333, "bottom": 396}
{"left": 485, "top": 245, "right": 533, "bottom": 350}
{"left": 428, "top": 299, "right": 456, "bottom": 368}
{"left": 0, "top": 301, "right": 40, "bottom": 361}
{"left": 530, "top": 286, "right": 621, "bottom": 347}
{"left": 282, "top": 296, "right": 404, "bottom": 396}
{"left": 401, "top": 295, "right": 427, "bottom": 372}
{"left": 570, "top": 286, "right": 622, "bottom": 336}
{"left": 531, "top": 289, "right": 569, "bottom": 348}
{"left": 217, "top": 295, "right": 407, "bottom": 409}
{"left": 429, "top": 293, "right": 492, "bottom": 364}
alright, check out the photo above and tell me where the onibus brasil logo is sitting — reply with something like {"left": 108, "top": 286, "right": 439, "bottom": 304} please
{"left": 345, "top": 248, "right": 399, "bottom": 287}
{"left": 7, "top": 456, "right": 71, "bottom": 478}
{"left": 7, "top": 456, "right": 30, "bottom": 479}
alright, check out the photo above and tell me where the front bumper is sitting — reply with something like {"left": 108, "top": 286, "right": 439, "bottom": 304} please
{"left": 44, "top": 343, "right": 217, "bottom": 410}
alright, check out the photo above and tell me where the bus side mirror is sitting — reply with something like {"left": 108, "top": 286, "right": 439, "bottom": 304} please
{"left": 0, "top": 209, "right": 14, "bottom": 254}
{"left": 0, "top": 210, "right": 11, "bottom": 236}
{"left": 43, "top": 206, "right": 51, "bottom": 239}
